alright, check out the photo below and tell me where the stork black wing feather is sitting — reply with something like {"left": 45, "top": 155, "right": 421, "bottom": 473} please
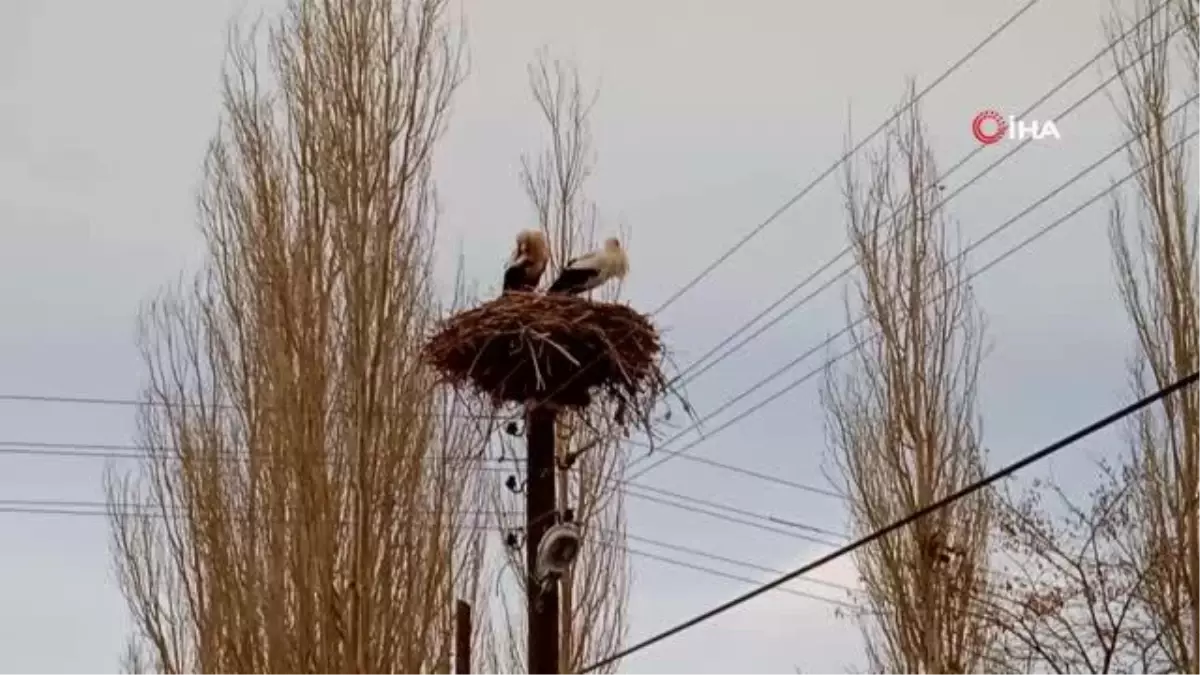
{"left": 503, "top": 263, "right": 529, "bottom": 292}
{"left": 547, "top": 267, "right": 598, "bottom": 294}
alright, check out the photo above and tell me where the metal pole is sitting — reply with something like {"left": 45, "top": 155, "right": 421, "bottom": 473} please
{"left": 455, "top": 599, "right": 472, "bottom": 674}
{"left": 526, "top": 404, "right": 561, "bottom": 674}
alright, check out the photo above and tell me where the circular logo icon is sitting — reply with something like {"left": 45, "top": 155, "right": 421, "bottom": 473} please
{"left": 971, "top": 110, "right": 1007, "bottom": 145}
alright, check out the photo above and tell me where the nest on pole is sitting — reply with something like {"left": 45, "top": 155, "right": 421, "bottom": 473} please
{"left": 423, "top": 292, "right": 665, "bottom": 415}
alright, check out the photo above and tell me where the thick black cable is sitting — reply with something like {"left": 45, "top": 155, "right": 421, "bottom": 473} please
{"left": 581, "top": 371, "right": 1199, "bottom": 672}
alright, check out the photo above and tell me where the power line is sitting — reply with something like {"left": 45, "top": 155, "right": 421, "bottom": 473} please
{"left": 615, "top": 544, "right": 857, "bottom": 610}
{"left": 621, "top": 531, "right": 858, "bottom": 598}
{"left": 623, "top": 483, "right": 845, "bottom": 539}
{"left": 0, "top": 443, "right": 1029, "bottom": 592}
{"left": 0, "top": 432, "right": 845, "bottom": 537}
{"left": 0, "top": 498, "right": 857, "bottom": 610}
{"left": 3, "top": 13, "right": 1141, "bottom": 505}
{"left": 619, "top": 4, "right": 1186, "bottom": 484}
{"left": 0, "top": 434, "right": 849, "bottom": 545}
{"left": 533, "top": 112, "right": 1200, "bottom": 594}
{"left": 0, "top": 0, "right": 1140, "bottom": 501}
{"left": 0, "top": 435, "right": 837, "bottom": 516}
{"left": 0, "top": 435, "right": 845, "bottom": 501}
{"left": 0, "top": 438, "right": 838, "bottom": 512}
{"left": 622, "top": 486, "right": 1027, "bottom": 591}
{"left": 581, "top": 371, "right": 1200, "bottom": 672}
{"left": 0, "top": 440, "right": 1046, "bottom": 595}
{"left": 509, "top": 0, "right": 1043, "bottom": 413}
{"left": 622, "top": 487, "right": 842, "bottom": 548}
{"left": 0, "top": 438, "right": 991, "bottom": 586}
{"left": 0, "top": 440, "right": 513, "bottom": 466}
{"left": 0, "top": 394, "right": 157, "bottom": 407}
{"left": 0, "top": 437, "right": 852, "bottom": 554}
{"left": 0, "top": 393, "right": 170, "bottom": 408}
{"left": 12, "top": 113, "right": 1200, "bottom": 538}
{"left": 622, "top": 100, "right": 1198, "bottom": 484}
{"left": 643, "top": 0, "right": 1042, "bottom": 316}
{"left": 0, "top": 0, "right": 1067, "bottom": 501}
{"left": 625, "top": 452, "right": 841, "bottom": 497}
{"left": 0, "top": 392, "right": 498, "bottom": 421}
{"left": 666, "top": 1, "right": 1181, "bottom": 393}
{"left": 631, "top": 7, "right": 1189, "bottom": 482}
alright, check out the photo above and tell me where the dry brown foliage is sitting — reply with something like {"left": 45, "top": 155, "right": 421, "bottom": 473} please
{"left": 1107, "top": 0, "right": 1199, "bottom": 670}
{"left": 485, "top": 54, "right": 631, "bottom": 674}
{"left": 822, "top": 84, "right": 993, "bottom": 673}
{"left": 105, "top": 0, "right": 492, "bottom": 672}
{"left": 983, "top": 470, "right": 1164, "bottom": 672}
{"left": 422, "top": 292, "right": 664, "bottom": 412}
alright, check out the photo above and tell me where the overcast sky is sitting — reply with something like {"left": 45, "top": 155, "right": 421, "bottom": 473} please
{"left": 1, "top": 0, "right": 1194, "bottom": 672}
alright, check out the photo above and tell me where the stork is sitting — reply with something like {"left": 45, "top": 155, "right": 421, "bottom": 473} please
{"left": 502, "top": 229, "right": 550, "bottom": 293}
{"left": 546, "top": 237, "right": 628, "bottom": 296}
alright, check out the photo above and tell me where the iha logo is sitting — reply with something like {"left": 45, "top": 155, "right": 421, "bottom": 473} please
{"left": 971, "top": 109, "right": 1060, "bottom": 145}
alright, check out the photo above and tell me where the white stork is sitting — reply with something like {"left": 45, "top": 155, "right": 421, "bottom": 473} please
{"left": 546, "top": 237, "right": 628, "bottom": 295}
{"left": 502, "top": 229, "right": 549, "bottom": 293}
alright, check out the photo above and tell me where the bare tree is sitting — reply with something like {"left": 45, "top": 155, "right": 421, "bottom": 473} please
{"left": 822, "top": 85, "right": 992, "bottom": 673}
{"left": 982, "top": 468, "right": 1168, "bottom": 673}
{"left": 106, "top": 1, "right": 492, "bottom": 672}
{"left": 1107, "top": 0, "right": 1199, "bottom": 670}
{"left": 488, "top": 52, "right": 630, "bottom": 674}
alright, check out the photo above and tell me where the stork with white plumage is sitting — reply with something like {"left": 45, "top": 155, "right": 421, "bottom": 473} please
{"left": 546, "top": 237, "right": 628, "bottom": 296}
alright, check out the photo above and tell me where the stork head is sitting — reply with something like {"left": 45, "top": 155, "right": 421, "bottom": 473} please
{"left": 603, "top": 237, "right": 628, "bottom": 278}
{"left": 517, "top": 229, "right": 549, "bottom": 262}
{"left": 510, "top": 229, "right": 544, "bottom": 262}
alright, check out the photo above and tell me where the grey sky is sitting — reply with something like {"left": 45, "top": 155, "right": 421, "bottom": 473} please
{"left": 1, "top": 0, "right": 1190, "bottom": 672}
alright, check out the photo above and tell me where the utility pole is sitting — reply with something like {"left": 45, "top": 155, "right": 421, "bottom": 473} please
{"left": 557, "top": 423, "right": 573, "bottom": 672}
{"left": 526, "top": 404, "right": 561, "bottom": 674}
{"left": 455, "top": 599, "right": 472, "bottom": 674}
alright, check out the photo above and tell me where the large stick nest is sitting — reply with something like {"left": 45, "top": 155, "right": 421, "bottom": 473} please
{"left": 423, "top": 292, "right": 665, "bottom": 413}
